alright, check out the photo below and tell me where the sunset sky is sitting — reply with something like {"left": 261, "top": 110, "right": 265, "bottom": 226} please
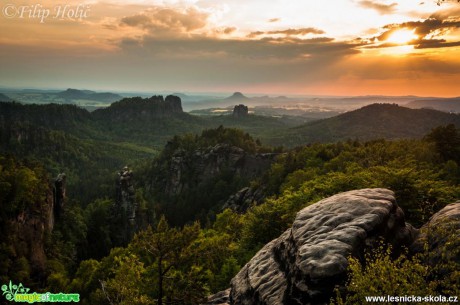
{"left": 1, "top": 0, "right": 460, "bottom": 96}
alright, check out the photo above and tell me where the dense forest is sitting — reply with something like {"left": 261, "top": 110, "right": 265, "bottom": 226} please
{"left": 0, "top": 97, "right": 459, "bottom": 304}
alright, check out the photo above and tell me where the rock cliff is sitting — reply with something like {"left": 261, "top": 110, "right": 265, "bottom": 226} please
{"left": 162, "top": 144, "right": 274, "bottom": 197}
{"left": 147, "top": 135, "right": 277, "bottom": 225}
{"left": 233, "top": 105, "right": 249, "bottom": 118}
{"left": 92, "top": 95, "right": 183, "bottom": 122}
{"left": 2, "top": 166, "right": 63, "bottom": 283}
{"left": 114, "top": 166, "right": 138, "bottom": 244}
{"left": 222, "top": 187, "right": 266, "bottom": 213}
{"left": 229, "top": 188, "right": 417, "bottom": 305}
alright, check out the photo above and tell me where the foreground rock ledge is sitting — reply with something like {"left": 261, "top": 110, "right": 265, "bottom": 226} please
{"left": 229, "top": 188, "right": 417, "bottom": 305}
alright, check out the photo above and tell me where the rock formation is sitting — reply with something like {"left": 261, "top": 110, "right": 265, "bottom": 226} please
{"left": 222, "top": 187, "right": 266, "bottom": 213}
{"left": 163, "top": 144, "right": 274, "bottom": 197}
{"left": 115, "top": 166, "right": 138, "bottom": 243}
{"left": 53, "top": 173, "right": 66, "bottom": 219}
{"left": 233, "top": 105, "right": 249, "bottom": 118}
{"left": 205, "top": 289, "right": 231, "bottom": 305}
{"left": 93, "top": 95, "right": 183, "bottom": 122}
{"left": 410, "top": 201, "right": 460, "bottom": 265}
{"left": 229, "top": 188, "right": 417, "bottom": 305}
{"left": 5, "top": 171, "right": 57, "bottom": 282}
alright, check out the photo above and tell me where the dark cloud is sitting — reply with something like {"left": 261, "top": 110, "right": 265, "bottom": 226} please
{"left": 119, "top": 35, "right": 359, "bottom": 62}
{"left": 394, "top": 18, "right": 460, "bottom": 37}
{"left": 268, "top": 18, "right": 280, "bottom": 23}
{"left": 367, "top": 14, "right": 460, "bottom": 49}
{"left": 415, "top": 39, "right": 460, "bottom": 48}
{"left": 248, "top": 27, "right": 325, "bottom": 38}
{"left": 223, "top": 27, "right": 237, "bottom": 34}
{"left": 357, "top": 1, "right": 398, "bottom": 15}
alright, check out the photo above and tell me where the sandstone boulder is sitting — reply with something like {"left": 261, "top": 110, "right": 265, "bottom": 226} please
{"left": 204, "top": 289, "right": 231, "bottom": 305}
{"left": 230, "top": 188, "right": 417, "bottom": 305}
{"left": 410, "top": 201, "right": 460, "bottom": 264}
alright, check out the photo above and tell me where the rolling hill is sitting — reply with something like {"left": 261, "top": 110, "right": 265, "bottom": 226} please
{"left": 272, "top": 103, "right": 460, "bottom": 146}
{"left": 57, "top": 88, "right": 124, "bottom": 103}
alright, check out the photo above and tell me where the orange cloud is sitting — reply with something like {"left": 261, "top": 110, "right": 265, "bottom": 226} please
{"left": 120, "top": 7, "right": 209, "bottom": 38}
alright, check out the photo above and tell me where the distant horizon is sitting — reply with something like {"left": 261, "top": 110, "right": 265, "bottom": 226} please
{"left": 1, "top": 86, "right": 458, "bottom": 100}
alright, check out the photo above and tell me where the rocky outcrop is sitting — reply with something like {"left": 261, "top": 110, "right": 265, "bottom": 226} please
{"left": 53, "top": 173, "right": 66, "bottom": 220}
{"left": 233, "top": 105, "right": 249, "bottom": 118}
{"left": 93, "top": 95, "right": 183, "bottom": 122}
{"left": 204, "top": 289, "right": 231, "bottom": 305}
{"left": 222, "top": 187, "right": 266, "bottom": 213}
{"left": 230, "top": 188, "right": 417, "bottom": 305}
{"left": 164, "top": 144, "right": 275, "bottom": 197}
{"left": 410, "top": 201, "right": 460, "bottom": 264}
{"left": 114, "top": 166, "right": 138, "bottom": 243}
{"left": 5, "top": 171, "right": 57, "bottom": 281}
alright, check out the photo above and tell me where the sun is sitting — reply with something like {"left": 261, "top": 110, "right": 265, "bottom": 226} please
{"left": 386, "top": 29, "right": 418, "bottom": 44}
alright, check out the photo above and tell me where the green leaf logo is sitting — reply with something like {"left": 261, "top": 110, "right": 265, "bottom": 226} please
{"left": 2, "top": 281, "right": 30, "bottom": 301}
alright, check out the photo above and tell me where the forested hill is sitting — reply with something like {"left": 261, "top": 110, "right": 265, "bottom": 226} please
{"left": 0, "top": 102, "right": 93, "bottom": 136}
{"left": 57, "top": 88, "right": 123, "bottom": 103}
{"left": 0, "top": 93, "right": 12, "bottom": 102}
{"left": 91, "top": 95, "right": 206, "bottom": 145}
{"left": 276, "top": 103, "right": 460, "bottom": 146}
{"left": 0, "top": 96, "right": 197, "bottom": 142}
{"left": 4, "top": 101, "right": 460, "bottom": 150}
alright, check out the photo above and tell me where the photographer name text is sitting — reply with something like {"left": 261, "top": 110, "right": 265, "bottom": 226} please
{"left": 2, "top": 4, "right": 91, "bottom": 23}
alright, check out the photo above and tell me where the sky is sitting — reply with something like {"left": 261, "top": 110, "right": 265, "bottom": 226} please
{"left": 1, "top": 0, "right": 460, "bottom": 96}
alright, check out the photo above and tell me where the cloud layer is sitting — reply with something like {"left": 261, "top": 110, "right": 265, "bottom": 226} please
{"left": 0, "top": 0, "right": 459, "bottom": 96}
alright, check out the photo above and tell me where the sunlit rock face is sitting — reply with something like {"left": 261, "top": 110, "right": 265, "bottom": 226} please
{"left": 230, "top": 188, "right": 417, "bottom": 305}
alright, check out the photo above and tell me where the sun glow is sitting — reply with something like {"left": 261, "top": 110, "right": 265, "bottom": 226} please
{"left": 386, "top": 29, "right": 418, "bottom": 44}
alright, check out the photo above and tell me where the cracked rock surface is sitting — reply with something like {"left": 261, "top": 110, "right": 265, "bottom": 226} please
{"left": 230, "top": 188, "right": 417, "bottom": 305}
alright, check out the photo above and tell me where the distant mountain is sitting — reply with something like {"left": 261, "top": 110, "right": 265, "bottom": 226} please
{"left": 279, "top": 103, "right": 460, "bottom": 145}
{"left": 57, "top": 88, "right": 94, "bottom": 99}
{"left": 57, "top": 88, "right": 123, "bottom": 103}
{"left": 405, "top": 98, "right": 460, "bottom": 113}
{"left": 224, "top": 92, "right": 250, "bottom": 101}
{"left": 0, "top": 93, "right": 12, "bottom": 101}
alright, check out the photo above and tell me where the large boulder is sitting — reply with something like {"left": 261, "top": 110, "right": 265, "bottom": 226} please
{"left": 410, "top": 201, "right": 460, "bottom": 264}
{"left": 230, "top": 188, "right": 417, "bottom": 305}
